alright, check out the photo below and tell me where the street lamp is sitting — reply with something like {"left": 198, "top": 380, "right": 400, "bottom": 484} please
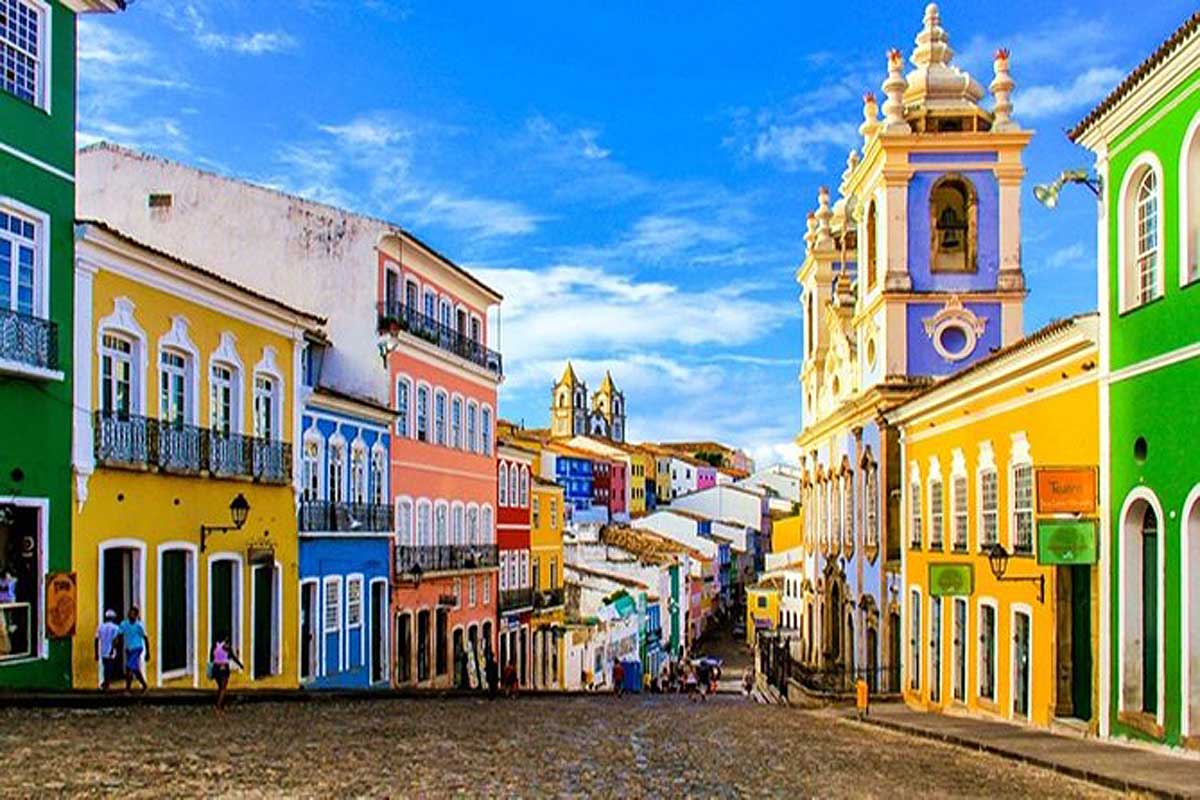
{"left": 1033, "top": 169, "right": 1102, "bottom": 209}
{"left": 200, "top": 493, "right": 251, "bottom": 552}
{"left": 407, "top": 562, "right": 424, "bottom": 588}
{"left": 985, "top": 543, "right": 1044, "bottom": 603}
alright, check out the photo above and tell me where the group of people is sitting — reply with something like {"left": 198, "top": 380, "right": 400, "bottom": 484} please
{"left": 654, "top": 658, "right": 721, "bottom": 700}
{"left": 95, "top": 606, "right": 242, "bottom": 712}
{"left": 482, "top": 650, "right": 522, "bottom": 699}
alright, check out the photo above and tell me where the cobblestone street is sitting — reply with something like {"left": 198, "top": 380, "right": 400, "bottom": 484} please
{"left": 0, "top": 694, "right": 1114, "bottom": 798}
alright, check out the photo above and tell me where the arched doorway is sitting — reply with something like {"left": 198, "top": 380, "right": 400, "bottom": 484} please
{"left": 1184, "top": 488, "right": 1200, "bottom": 738}
{"left": 1120, "top": 491, "right": 1163, "bottom": 719}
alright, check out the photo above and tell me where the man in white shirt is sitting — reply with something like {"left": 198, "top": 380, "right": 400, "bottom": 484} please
{"left": 94, "top": 609, "right": 121, "bottom": 691}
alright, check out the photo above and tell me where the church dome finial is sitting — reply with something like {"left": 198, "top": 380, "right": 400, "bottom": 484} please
{"left": 990, "top": 47, "right": 1019, "bottom": 131}
{"left": 859, "top": 92, "right": 880, "bottom": 144}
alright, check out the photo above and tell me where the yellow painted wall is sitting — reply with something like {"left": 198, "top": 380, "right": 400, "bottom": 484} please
{"left": 73, "top": 265, "right": 301, "bottom": 690}
{"left": 531, "top": 483, "right": 564, "bottom": 592}
{"left": 627, "top": 451, "right": 651, "bottom": 516}
{"left": 902, "top": 346, "right": 1099, "bottom": 728}
{"left": 771, "top": 514, "right": 803, "bottom": 553}
{"left": 746, "top": 587, "right": 780, "bottom": 646}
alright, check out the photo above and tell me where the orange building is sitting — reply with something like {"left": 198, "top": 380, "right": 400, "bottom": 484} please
{"left": 379, "top": 233, "right": 503, "bottom": 689}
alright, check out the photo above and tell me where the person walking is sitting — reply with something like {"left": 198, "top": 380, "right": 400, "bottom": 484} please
{"left": 94, "top": 609, "right": 121, "bottom": 691}
{"left": 210, "top": 639, "right": 243, "bottom": 713}
{"left": 612, "top": 660, "right": 625, "bottom": 698}
{"left": 684, "top": 662, "right": 699, "bottom": 702}
{"left": 485, "top": 650, "right": 499, "bottom": 699}
{"left": 119, "top": 606, "right": 149, "bottom": 693}
{"left": 696, "top": 659, "right": 711, "bottom": 703}
{"left": 502, "top": 659, "right": 519, "bottom": 698}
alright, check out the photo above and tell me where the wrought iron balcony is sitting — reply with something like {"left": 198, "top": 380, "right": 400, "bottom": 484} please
{"left": 0, "top": 308, "right": 58, "bottom": 373}
{"left": 394, "top": 544, "right": 498, "bottom": 577}
{"left": 93, "top": 411, "right": 292, "bottom": 483}
{"left": 500, "top": 587, "right": 534, "bottom": 612}
{"left": 299, "top": 500, "right": 393, "bottom": 533}
{"left": 533, "top": 587, "right": 565, "bottom": 610}
{"left": 376, "top": 302, "right": 502, "bottom": 377}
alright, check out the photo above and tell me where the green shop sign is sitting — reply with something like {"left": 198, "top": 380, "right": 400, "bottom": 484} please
{"left": 1037, "top": 519, "right": 1098, "bottom": 565}
{"left": 929, "top": 564, "right": 973, "bottom": 597}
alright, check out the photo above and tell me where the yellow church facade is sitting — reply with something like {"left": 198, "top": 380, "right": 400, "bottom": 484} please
{"left": 888, "top": 314, "right": 1101, "bottom": 730}
{"left": 70, "top": 223, "right": 322, "bottom": 690}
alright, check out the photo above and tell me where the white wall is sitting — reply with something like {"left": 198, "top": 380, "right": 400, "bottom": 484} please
{"left": 637, "top": 512, "right": 718, "bottom": 560}
{"left": 672, "top": 485, "right": 762, "bottom": 531}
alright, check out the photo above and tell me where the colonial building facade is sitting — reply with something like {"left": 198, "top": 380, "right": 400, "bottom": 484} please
{"left": 795, "top": 5, "right": 1031, "bottom": 692}
{"left": 1071, "top": 13, "right": 1200, "bottom": 749}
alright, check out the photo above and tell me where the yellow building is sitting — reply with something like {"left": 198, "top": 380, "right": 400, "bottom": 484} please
{"left": 889, "top": 315, "right": 1100, "bottom": 730}
{"left": 746, "top": 577, "right": 782, "bottom": 646}
{"left": 623, "top": 446, "right": 654, "bottom": 517}
{"left": 530, "top": 476, "right": 566, "bottom": 688}
{"left": 71, "top": 223, "right": 322, "bottom": 690}
{"left": 771, "top": 513, "right": 803, "bottom": 554}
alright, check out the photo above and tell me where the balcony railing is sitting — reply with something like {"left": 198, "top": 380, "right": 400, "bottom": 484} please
{"left": 93, "top": 412, "right": 292, "bottom": 483}
{"left": 0, "top": 309, "right": 58, "bottom": 373}
{"left": 394, "top": 544, "right": 498, "bottom": 577}
{"left": 500, "top": 587, "right": 534, "bottom": 612}
{"left": 376, "top": 302, "right": 503, "bottom": 377}
{"left": 533, "top": 587, "right": 565, "bottom": 610}
{"left": 299, "top": 500, "right": 393, "bottom": 533}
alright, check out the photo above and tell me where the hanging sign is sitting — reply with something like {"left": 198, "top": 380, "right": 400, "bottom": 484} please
{"left": 44, "top": 572, "right": 76, "bottom": 639}
{"left": 928, "top": 563, "right": 973, "bottom": 597}
{"left": 1036, "top": 467, "right": 1097, "bottom": 514}
{"left": 1037, "top": 519, "right": 1098, "bottom": 565}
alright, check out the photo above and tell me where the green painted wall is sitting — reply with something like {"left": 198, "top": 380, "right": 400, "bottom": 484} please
{"left": 0, "top": 1, "right": 81, "bottom": 690}
{"left": 1101, "top": 64, "right": 1200, "bottom": 746}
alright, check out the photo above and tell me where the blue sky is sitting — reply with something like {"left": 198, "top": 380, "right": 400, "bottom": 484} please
{"left": 77, "top": 1, "right": 1195, "bottom": 466}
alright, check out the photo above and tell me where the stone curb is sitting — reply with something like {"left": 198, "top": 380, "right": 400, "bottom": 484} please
{"left": 849, "top": 714, "right": 1191, "bottom": 800}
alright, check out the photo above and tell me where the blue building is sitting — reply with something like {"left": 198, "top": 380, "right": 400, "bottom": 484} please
{"left": 552, "top": 450, "right": 608, "bottom": 524}
{"left": 794, "top": 6, "right": 1031, "bottom": 691}
{"left": 297, "top": 386, "right": 396, "bottom": 689}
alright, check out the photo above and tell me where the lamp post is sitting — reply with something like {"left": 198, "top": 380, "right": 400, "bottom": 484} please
{"left": 1033, "top": 169, "right": 1102, "bottom": 209}
{"left": 985, "top": 543, "right": 1044, "bottom": 603}
{"left": 200, "top": 493, "right": 251, "bottom": 552}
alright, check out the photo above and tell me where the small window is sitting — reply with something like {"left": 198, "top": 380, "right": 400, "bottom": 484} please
{"left": 346, "top": 577, "right": 363, "bottom": 628}
{"left": 979, "top": 468, "right": 998, "bottom": 547}
{"left": 434, "top": 391, "right": 447, "bottom": 446}
{"left": 466, "top": 402, "right": 478, "bottom": 452}
{"left": 159, "top": 350, "right": 190, "bottom": 425}
{"left": 1012, "top": 464, "right": 1034, "bottom": 553}
{"left": 301, "top": 435, "right": 321, "bottom": 501}
{"left": 756, "top": 596, "right": 767, "bottom": 609}
{"left": 253, "top": 375, "right": 278, "bottom": 440}
{"left": 451, "top": 397, "right": 463, "bottom": 449}
{"left": 416, "top": 386, "right": 429, "bottom": 442}
{"left": 100, "top": 334, "right": 135, "bottom": 416}
{"left": 929, "top": 176, "right": 977, "bottom": 273}
{"left": 499, "top": 463, "right": 509, "bottom": 506}
{"left": 0, "top": 206, "right": 42, "bottom": 317}
{"left": 1134, "top": 170, "right": 1160, "bottom": 305}
{"left": 210, "top": 363, "right": 236, "bottom": 435}
{"left": 328, "top": 440, "right": 346, "bottom": 504}
{"left": 371, "top": 448, "right": 385, "bottom": 506}
{"left": 396, "top": 378, "right": 411, "bottom": 437}
{"left": 148, "top": 193, "right": 173, "bottom": 209}
{"left": 909, "top": 473, "right": 922, "bottom": 549}
{"left": 323, "top": 578, "right": 342, "bottom": 634}
{"left": 0, "top": 1, "right": 46, "bottom": 107}
{"left": 929, "top": 477, "right": 944, "bottom": 549}
{"left": 350, "top": 442, "right": 367, "bottom": 504}
{"left": 481, "top": 407, "right": 492, "bottom": 456}
{"left": 952, "top": 474, "right": 968, "bottom": 551}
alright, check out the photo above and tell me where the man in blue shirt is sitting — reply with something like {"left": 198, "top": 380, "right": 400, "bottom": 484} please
{"left": 119, "top": 606, "right": 149, "bottom": 693}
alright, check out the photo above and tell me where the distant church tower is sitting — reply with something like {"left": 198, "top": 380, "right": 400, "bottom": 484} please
{"left": 591, "top": 371, "right": 626, "bottom": 443}
{"left": 551, "top": 362, "right": 588, "bottom": 438}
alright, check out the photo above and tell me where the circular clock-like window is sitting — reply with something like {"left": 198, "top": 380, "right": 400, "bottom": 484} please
{"left": 931, "top": 320, "right": 977, "bottom": 362}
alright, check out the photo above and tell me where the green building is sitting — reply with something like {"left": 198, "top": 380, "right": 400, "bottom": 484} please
{"left": 1071, "top": 11, "right": 1200, "bottom": 748}
{"left": 1, "top": 0, "right": 123, "bottom": 689}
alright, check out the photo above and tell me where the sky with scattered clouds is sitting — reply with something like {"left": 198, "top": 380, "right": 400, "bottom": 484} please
{"left": 77, "top": 1, "right": 1195, "bottom": 467}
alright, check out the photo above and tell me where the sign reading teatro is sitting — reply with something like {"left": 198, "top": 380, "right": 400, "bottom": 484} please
{"left": 1035, "top": 467, "right": 1097, "bottom": 515}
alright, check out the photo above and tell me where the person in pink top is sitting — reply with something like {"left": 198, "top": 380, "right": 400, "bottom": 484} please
{"left": 210, "top": 639, "right": 243, "bottom": 713}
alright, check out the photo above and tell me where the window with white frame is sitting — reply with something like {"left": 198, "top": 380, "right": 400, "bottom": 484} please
{"left": 466, "top": 505, "right": 478, "bottom": 545}
{"left": 520, "top": 551, "right": 530, "bottom": 588}
{"left": 396, "top": 378, "right": 411, "bottom": 437}
{"left": 832, "top": 474, "right": 844, "bottom": 547}
{"left": 346, "top": 576, "right": 363, "bottom": 628}
{"left": 416, "top": 385, "right": 429, "bottom": 441}
{"left": 499, "top": 551, "right": 508, "bottom": 591}
{"left": 498, "top": 462, "right": 509, "bottom": 506}
{"left": 1121, "top": 161, "right": 1164, "bottom": 310}
{"left": 481, "top": 407, "right": 492, "bottom": 455}
{"left": 452, "top": 504, "right": 463, "bottom": 545}
{"left": 434, "top": 391, "right": 447, "bottom": 445}
{"left": 0, "top": 1, "right": 45, "bottom": 107}
{"left": 350, "top": 442, "right": 367, "bottom": 504}
{"left": 159, "top": 349, "right": 190, "bottom": 425}
{"left": 549, "top": 499, "right": 557, "bottom": 529}
{"left": 416, "top": 501, "right": 431, "bottom": 546}
{"left": 865, "top": 462, "right": 879, "bottom": 548}
{"left": 929, "top": 474, "right": 944, "bottom": 549}
{"left": 482, "top": 575, "right": 490, "bottom": 605}
{"left": 371, "top": 446, "right": 385, "bottom": 506}
{"left": 952, "top": 474, "right": 969, "bottom": 551}
{"left": 842, "top": 469, "right": 854, "bottom": 550}
{"left": 909, "top": 466, "right": 922, "bottom": 549}
{"left": 1184, "top": 117, "right": 1200, "bottom": 284}
{"left": 253, "top": 374, "right": 278, "bottom": 440}
{"left": 397, "top": 497, "right": 413, "bottom": 544}
{"left": 482, "top": 506, "right": 493, "bottom": 543}
{"left": 979, "top": 467, "right": 998, "bottom": 547}
{"left": 100, "top": 333, "right": 135, "bottom": 416}
{"left": 468, "top": 575, "right": 477, "bottom": 607}
{"left": 324, "top": 577, "right": 342, "bottom": 634}
{"left": 451, "top": 396, "right": 462, "bottom": 448}
{"left": 1012, "top": 463, "right": 1034, "bottom": 553}
{"left": 301, "top": 433, "right": 321, "bottom": 501}
{"left": 1134, "top": 169, "right": 1160, "bottom": 305}
{"left": 453, "top": 577, "right": 462, "bottom": 608}
{"left": 435, "top": 503, "right": 448, "bottom": 546}
{"left": 520, "top": 466, "right": 530, "bottom": 507}
{"left": 423, "top": 290, "right": 436, "bottom": 320}
{"left": 210, "top": 363, "right": 236, "bottom": 435}
{"left": 328, "top": 439, "right": 346, "bottom": 504}
{"left": 0, "top": 205, "right": 41, "bottom": 317}
{"left": 532, "top": 497, "right": 540, "bottom": 529}
{"left": 509, "top": 465, "right": 519, "bottom": 509}
{"left": 466, "top": 401, "right": 478, "bottom": 452}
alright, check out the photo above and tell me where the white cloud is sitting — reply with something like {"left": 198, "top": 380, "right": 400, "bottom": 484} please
{"left": 77, "top": 19, "right": 152, "bottom": 66}
{"left": 416, "top": 194, "right": 546, "bottom": 238}
{"left": 1038, "top": 242, "right": 1093, "bottom": 274}
{"left": 1017, "top": 67, "right": 1125, "bottom": 120}
{"left": 165, "top": 3, "right": 298, "bottom": 56}
{"left": 752, "top": 121, "right": 860, "bottom": 172}
{"left": 627, "top": 214, "right": 739, "bottom": 255}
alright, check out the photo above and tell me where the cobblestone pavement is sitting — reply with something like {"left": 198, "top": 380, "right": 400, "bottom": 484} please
{"left": 0, "top": 694, "right": 1115, "bottom": 798}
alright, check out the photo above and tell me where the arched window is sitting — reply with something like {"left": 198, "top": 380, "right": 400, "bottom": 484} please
{"left": 415, "top": 385, "right": 429, "bottom": 442}
{"left": 435, "top": 502, "right": 448, "bottom": 546}
{"left": 301, "top": 430, "right": 322, "bottom": 502}
{"left": 452, "top": 503, "right": 464, "bottom": 546}
{"left": 396, "top": 377, "right": 412, "bottom": 437}
{"left": 498, "top": 462, "right": 509, "bottom": 506}
{"left": 416, "top": 500, "right": 431, "bottom": 546}
{"left": 434, "top": 390, "right": 447, "bottom": 446}
{"left": 466, "top": 401, "right": 478, "bottom": 453}
{"left": 370, "top": 445, "right": 386, "bottom": 506}
{"left": 350, "top": 440, "right": 367, "bottom": 504}
{"left": 328, "top": 438, "right": 346, "bottom": 504}
{"left": 466, "top": 505, "right": 479, "bottom": 545}
{"left": 520, "top": 466, "right": 530, "bottom": 507}
{"left": 451, "top": 396, "right": 463, "bottom": 449}
{"left": 481, "top": 506, "right": 494, "bottom": 544}
{"left": 100, "top": 332, "right": 137, "bottom": 417}
{"left": 397, "top": 497, "right": 413, "bottom": 544}
{"left": 929, "top": 176, "right": 976, "bottom": 273}
{"left": 865, "top": 199, "right": 879, "bottom": 291}
{"left": 209, "top": 362, "right": 237, "bottom": 435}
{"left": 1121, "top": 157, "right": 1164, "bottom": 310}
{"left": 253, "top": 374, "right": 279, "bottom": 440}
{"left": 508, "top": 464, "right": 519, "bottom": 508}
{"left": 1183, "top": 113, "right": 1200, "bottom": 285}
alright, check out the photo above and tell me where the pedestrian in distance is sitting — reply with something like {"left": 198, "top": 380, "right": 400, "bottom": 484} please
{"left": 485, "top": 649, "right": 499, "bottom": 699}
{"left": 684, "top": 662, "right": 699, "bottom": 702}
{"left": 119, "top": 606, "right": 149, "bottom": 693}
{"left": 696, "top": 659, "right": 711, "bottom": 703}
{"left": 209, "top": 639, "right": 243, "bottom": 713}
{"left": 94, "top": 609, "right": 121, "bottom": 691}
{"left": 659, "top": 662, "right": 670, "bottom": 694}
{"left": 612, "top": 660, "right": 625, "bottom": 698}
{"left": 502, "top": 659, "right": 519, "bottom": 698}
